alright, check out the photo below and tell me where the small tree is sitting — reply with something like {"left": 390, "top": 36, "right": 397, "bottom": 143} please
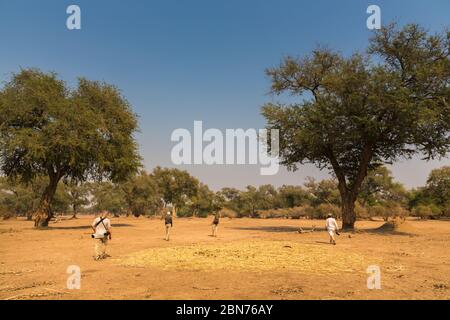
{"left": 91, "top": 182, "right": 126, "bottom": 216}
{"left": 359, "top": 166, "right": 407, "bottom": 209}
{"left": 66, "top": 183, "right": 90, "bottom": 219}
{"left": 278, "top": 185, "right": 309, "bottom": 208}
{"left": 218, "top": 187, "right": 242, "bottom": 213}
{"left": 151, "top": 167, "right": 199, "bottom": 216}
{"left": 0, "top": 69, "right": 141, "bottom": 227}
{"left": 183, "top": 183, "right": 219, "bottom": 217}
{"left": 236, "top": 186, "right": 267, "bottom": 218}
{"left": 0, "top": 176, "right": 38, "bottom": 219}
{"left": 424, "top": 166, "right": 450, "bottom": 208}
{"left": 0, "top": 175, "right": 68, "bottom": 220}
{"left": 304, "top": 177, "right": 340, "bottom": 207}
{"left": 121, "top": 172, "right": 163, "bottom": 217}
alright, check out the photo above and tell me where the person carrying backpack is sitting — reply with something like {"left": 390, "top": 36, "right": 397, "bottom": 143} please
{"left": 91, "top": 211, "right": 112, "bottom": 260}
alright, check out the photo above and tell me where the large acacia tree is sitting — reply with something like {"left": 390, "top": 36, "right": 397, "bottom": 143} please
{"left": 262, "top": 24, "right": 449, "bottom": 229}
{"left": 0, "top": 69, "right": 141, "bottom": 227}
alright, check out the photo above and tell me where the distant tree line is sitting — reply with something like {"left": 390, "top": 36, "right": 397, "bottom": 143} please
{"left": 1, "top": 165, "right": 448, "bottom": 221}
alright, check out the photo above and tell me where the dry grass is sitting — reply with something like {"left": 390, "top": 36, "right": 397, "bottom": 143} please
{"left": 119, "top": 240, "right": 379, "bottom": 275}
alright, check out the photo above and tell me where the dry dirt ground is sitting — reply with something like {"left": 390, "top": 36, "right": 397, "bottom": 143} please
{"left": 0, "top": 216, "right": 449, "bottom": 300}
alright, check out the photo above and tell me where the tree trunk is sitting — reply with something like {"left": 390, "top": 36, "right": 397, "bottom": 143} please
{"left": 34, "top": 177, "right": 59, "bottom": 228}
{"left": 70, "top": 205, "right": 78, "bottom": 219}
{"left": 340, "top": 191, "right": 357, "bottom": 230}
{"left": 327, "top": 143, "right": 373, "bottom": 232}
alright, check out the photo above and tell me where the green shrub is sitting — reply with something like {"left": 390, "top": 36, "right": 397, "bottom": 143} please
{"left": 413, "top": 205, "right": 434, "bottom": 220}
{"left": 368, "top": 205, "right": 387, "bottom": 220}
{"left": 428, "top": 204, "right": 443, "bottom": 218}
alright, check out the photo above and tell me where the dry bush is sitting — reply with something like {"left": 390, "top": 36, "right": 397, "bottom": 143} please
{"left": 312, "top": 204, "right": 341, "bottom": 219}
{"left": 368, "top": 205, "right": 387, "bottom": 220}
{"left": 270, "top": 209, "right": 290, "bottom": 219}
{"left": 0, "top": 207, "right": 15, "bottom": 220}
{"left": 257, "top": 205, "right": 313, "bottom": 219}
{"left": 289, "top": 205, "right": 313, "bottom": 219}
{"left": 257, "top": 208, "right": 288, "bottom": 219}
{"left": 355, "top": 202, "right": 369, "bottom": 219}
{"left": 219, "top": 208, "right": 238, "bottom": 219}
{"left": 367, "top": 203, "right": 409, "bottom": 221}
{"left": 388, "top": 205, "right": 410, "bottom": 220}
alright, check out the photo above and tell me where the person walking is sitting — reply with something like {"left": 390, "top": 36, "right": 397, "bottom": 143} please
{"left": 211, "top": 212, "right": 220, "bottom": 237}
{"left": 91, "top": 211, "right": 112, "bottom": 260}
{"left": 325, "top": 213, "right": 339, "bottom": 245}
{"left": 164, "top": 211, "right": 173, "bottom": 241}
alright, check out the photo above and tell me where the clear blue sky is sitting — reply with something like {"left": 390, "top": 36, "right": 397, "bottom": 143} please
{"left": 1, "top": 0, "right": 449, "bottom": 190}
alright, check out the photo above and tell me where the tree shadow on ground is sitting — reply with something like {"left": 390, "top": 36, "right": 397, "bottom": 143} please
{"left": 232, "top": 226, "right": 307, "bottom": 233}
{"left": 46, "top": 223, "right": 133, "bottom": 230}
{"left": 315, "top": 241, "right": 333, "bottom": 245}
{"left": 353, "top": 229, "right": 417, "bottom": 236}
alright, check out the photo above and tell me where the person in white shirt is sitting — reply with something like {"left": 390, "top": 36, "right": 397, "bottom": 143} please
{"left": 91, "top": 211, "right": 112, "bottom": 260}
{"left": 325, "top": 213, "right": 339, "bottom": 245}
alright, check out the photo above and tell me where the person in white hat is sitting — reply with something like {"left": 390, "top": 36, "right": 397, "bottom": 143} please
{"left": 325, "top": 213, "right": 339, "bottom": 245}
{"left": 164, "top": 211, "right": 173, "bottom": 241}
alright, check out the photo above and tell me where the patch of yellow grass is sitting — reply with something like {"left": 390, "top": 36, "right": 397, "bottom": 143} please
{"left": 120, "top": 241, "right": 377, "bottom": 275}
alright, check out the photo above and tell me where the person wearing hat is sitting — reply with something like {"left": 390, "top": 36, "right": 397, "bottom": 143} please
{"left": 164, "top": 211, "right": 173, "bottom": 241}
{"left": 325, "top": 213, "right": 339, "bottom": 245}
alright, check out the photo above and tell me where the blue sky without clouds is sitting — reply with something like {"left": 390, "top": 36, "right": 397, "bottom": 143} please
{"left": 0, "top": 0, "right": 449, "bottom": 190}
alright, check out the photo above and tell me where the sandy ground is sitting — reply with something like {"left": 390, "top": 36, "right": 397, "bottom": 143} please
{"left": 0, "top": 216, "right": 449, "bottom": 300}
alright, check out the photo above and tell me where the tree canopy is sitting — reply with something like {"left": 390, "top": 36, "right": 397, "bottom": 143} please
{"left": 151, "top": 167, "right": 200, "bottom": 216}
